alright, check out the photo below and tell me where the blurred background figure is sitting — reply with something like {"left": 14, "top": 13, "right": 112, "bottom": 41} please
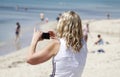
{"left": 45, "top": 17, "right": 49, "bottom": 23}
{"left": 15, "top": 22, "right": 21, "bottom": 41}
{"left": 94, "top": 34, "right": 105, "bottom": 53}
{"left": 15, "top": 5, "right": 19, "bottom": 11}
{"left": 56, "top": 13, "right": 61, "bottom": 22}
{"left": 82, "top": 23, "right": 89, "bottom": 42}
{"left": 107, "top": 13, "right": 110, "bottom": 19}
{"left": 95, "top": 34, "right": 104, "bottom": 45}
{"left": 40, "top": 12, "right": 44, "bottom": 21}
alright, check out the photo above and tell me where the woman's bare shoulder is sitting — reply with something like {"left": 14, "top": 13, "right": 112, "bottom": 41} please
{"left": 49, "top": 39, "right": 60, "bottom": 55}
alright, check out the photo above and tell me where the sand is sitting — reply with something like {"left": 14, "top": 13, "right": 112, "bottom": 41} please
{"left": 0, "top": 19, "right": 120, "bottom": 77}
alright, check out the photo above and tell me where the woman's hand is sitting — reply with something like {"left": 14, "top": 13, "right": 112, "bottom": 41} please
{"left": 31, "top": 28, "right": 43, "bottom": 45}
{"left": 48, "top": 31, "right": 57, "bottom": 39}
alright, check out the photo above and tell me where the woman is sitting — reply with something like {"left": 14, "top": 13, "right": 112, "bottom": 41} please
{"left": 27, "top": 11, "right": 88, "bottom": 77}
{"left": 15, "top": 22, "right": 21, "bottom": 41}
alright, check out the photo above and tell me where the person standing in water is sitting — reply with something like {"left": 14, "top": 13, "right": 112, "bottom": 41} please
{"left": 15, "top": 22, "right": 21, "bottom": 41}
{"left": 40, "top": 12, "right": 45, "bottom": 21}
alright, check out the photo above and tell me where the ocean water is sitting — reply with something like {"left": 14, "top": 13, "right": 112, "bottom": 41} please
{"left": 0, "top": 0, "right": 120, "bottom": 55}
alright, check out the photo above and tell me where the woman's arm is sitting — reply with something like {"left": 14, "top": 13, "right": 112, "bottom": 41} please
{"left": 26, "top": 28, "right": 59, "bottom": 65}
{"left": 27, "top": 40, "right": 59, "bottom": 65}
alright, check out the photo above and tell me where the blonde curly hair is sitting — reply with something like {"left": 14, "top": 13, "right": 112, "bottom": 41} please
{"left": 57, "top": 11, "right": 83, "bottom": 52}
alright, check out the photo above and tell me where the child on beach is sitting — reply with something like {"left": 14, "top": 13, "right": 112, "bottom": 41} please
{"left": 95, "top": 34, "right": 104, "bottom": 45}
{"left": 94, "top": 34, "right": 105, "bottom": 53}
{"left": 27, "top": 11, "right": 88, "bottom": 77}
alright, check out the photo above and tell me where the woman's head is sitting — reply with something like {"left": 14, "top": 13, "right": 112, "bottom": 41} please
{"left": 57, "top": 11, "right": 83, "bottom": 52}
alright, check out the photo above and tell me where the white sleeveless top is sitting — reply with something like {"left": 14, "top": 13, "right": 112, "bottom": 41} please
{"left": 51, "top": 38, "right": 88, "bottom": 77}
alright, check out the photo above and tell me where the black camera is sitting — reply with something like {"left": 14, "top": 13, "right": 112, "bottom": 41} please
{"left": 42, "top": 33, "right": 50, "bottom": 39}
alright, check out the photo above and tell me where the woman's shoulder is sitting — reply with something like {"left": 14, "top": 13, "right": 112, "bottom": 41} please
{"left": 48, "top": 39, "right": 60, "bottom": 55}
{"left": 50, "top": 39, "right": 60, "bottom": 45}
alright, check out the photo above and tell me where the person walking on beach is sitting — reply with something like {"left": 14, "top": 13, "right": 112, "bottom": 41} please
{"left": 15, "top": 22, "right": 21, "bottom": 41}
{"left": 40, "top": 12, "right": 44, "bottom": 21}
{"left": 82, "top": 23, "right": 89, "bottom": 42}
{"left": 27, "top": 11, "right": 88, "bottom": 77}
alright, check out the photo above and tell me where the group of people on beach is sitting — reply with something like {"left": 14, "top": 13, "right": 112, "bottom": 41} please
{"left": 40, "top": 12, "right": 49, "bottom": 23}
{"left": 82, "top": 23, "right": 104, "bottom": 45}
{"left": 82, "top": 22, "right": 105, "bottom": 53}
{"left": 15, "top": 12, "right": 47, "bottom": 41}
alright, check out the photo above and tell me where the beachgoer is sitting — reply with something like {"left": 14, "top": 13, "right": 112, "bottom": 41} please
{"left": 15, "top": 22, "right": 21, "bottom": 41}
{"left": 45, "top": 17, "right": 49, "bottom": 23}
{"left": 56, "top": 13, "right": 61, "bottom": 21}
{"left": 40, "top": 12, "right": 44, "bottom": 21}
{"left": 24, "top": 7, "right": 28, "bottom": 11}
{"left": 15, "top": 5, "right": 19, "bottom": 11}
{"left": 107, "top": 13, "right": 110, "bottom": 19}
{"left": 26, "top": 11, "right": 88, "bottom": 77}
{"left": 82, "top": 23, "right": 89, "bottom": 42}
{"left": 95, "top": 34, "right": 104, "bottom": 45}
{"left": 94, "top": 34, "right": 105, "bottom": 53}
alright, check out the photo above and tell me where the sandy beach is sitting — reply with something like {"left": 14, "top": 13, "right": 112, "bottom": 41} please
{"left": 0, "top": 19, "right": 120, "bottom": 77}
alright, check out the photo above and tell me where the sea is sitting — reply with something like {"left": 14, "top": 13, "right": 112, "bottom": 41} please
{"left": 0, "top": 0, "right": 120, "bottom": 56}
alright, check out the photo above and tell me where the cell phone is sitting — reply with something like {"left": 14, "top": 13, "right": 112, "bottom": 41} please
{"left": 42, "top": 33, "right": 50, "bottom": 39}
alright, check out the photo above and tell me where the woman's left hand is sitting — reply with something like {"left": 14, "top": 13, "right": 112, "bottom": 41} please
{"left": 48, "top": 31, "right": 57, "bottom": 39}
